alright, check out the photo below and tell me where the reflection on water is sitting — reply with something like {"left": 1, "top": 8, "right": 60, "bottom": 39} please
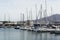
{"left": 0, "top": 28, "right": 60, "bottom": 40}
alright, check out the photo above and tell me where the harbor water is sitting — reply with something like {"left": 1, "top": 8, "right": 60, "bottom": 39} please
{"left": 0, "top": 28, "right": 60, "bottom": 40}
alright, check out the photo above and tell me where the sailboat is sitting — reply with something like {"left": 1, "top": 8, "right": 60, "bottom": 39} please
{"left": 32, "top": 4, "right": 41, "bottom": 32}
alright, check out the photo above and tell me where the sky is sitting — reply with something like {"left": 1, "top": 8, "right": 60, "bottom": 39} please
{"left": 0, "top": 0, "right": 60, "bottom": 21}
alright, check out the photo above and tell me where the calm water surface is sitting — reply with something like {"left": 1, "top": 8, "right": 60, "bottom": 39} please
{"left": 0, "top": 28, "right": 60, "bottom": 40}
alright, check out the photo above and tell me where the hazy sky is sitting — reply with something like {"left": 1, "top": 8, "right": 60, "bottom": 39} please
{"left": 0, "top": 0, "right": 60, "bottom": 21}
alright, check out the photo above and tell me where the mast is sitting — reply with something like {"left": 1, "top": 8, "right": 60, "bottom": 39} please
{"left": 23, "top": 13, "right": 24, "bottom": 22}
{"left": 48, "top": 7, "right": 52, "bottom": 25}
{"left": 38, "top": 4, "right": 43, "bottom": 24}
{"left": 30, "top": 9, "right": 32, "bottom": 20}
{"left": 26, "top": 8, "right": 29, "bottom": 26}
{"left": 22, "top": 13, "right": 24, "bottom": 26}
{"left": 20, "top": 13, "right": 22, "bottom": 21}
{"left": 29, "top": 10, "right": 31, "bottom": 20}
{"left": 35, "top": 4, "right": 38, "bottom": 24}
{"left": 26, "top": 8, "right": 28, "bottom": 20}
{"left": 45, "top": 0, "right": 47, "bottom": 22}
{"left": 50, "top": 7, "right": 52, "bottom": 24}
{"left": 8, "top": 14, "right": 10, "bottom": 27}
{"left": 3, "top": 13, "right": 6, "bottom": 26}
{"left": 18, "top": 13, "right": 20, "bottom": 22}
{"left": 44, "top": 0, "right": 47, "bottom": 24}
{"left": 8, "top": 14, "right": 10, "bottom": 23}
{"left": 40, "top": 4, "right": 42, "bottom": 23}
{"left": 3, "top": 13, "right": 6, "bottom": 24}
{"left": 4, "top": 13, "right": 6, "bottom": 21}
{"left": 50, "top": 7, "right": 55, "bottom": 24}
{"left": 29, "top": 8, "right": 32, "bottom": 20}
{"left": 51, "top": 7, "right": 52, "bottom": 16}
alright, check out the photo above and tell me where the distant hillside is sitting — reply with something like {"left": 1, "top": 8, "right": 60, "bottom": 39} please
{"left": 34, "top": 14, "right": 60, "bottom": 23}
{"left": 48, "top": 14, "right": 60, "bottom": 22}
